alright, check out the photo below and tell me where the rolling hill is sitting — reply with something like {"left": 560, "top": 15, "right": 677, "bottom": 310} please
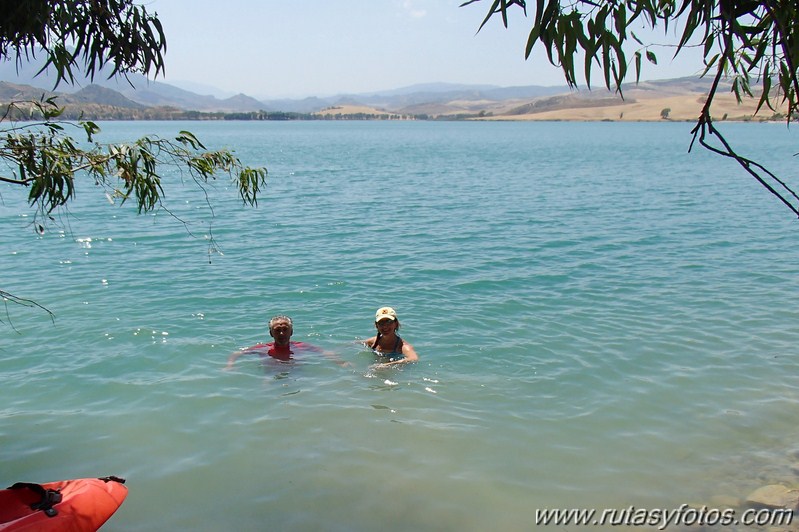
{"left": 0, "top": 57, "right": 783, "bottom": 122}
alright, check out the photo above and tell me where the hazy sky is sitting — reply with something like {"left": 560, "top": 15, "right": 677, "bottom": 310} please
{"left": 147, "top": 0, "right": 705, "bottom": 99}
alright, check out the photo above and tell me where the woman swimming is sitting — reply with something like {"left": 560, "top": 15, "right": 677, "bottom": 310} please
{"left": 362, "top": 306, "right": 419, "bottom": 366}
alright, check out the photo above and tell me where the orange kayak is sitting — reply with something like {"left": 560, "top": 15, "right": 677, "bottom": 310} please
{"left": 0, "top": 477, "right": 127, "bottom": 531}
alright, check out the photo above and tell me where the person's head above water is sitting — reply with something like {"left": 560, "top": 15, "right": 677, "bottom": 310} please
{"left": 268, "top": 315, "right": 293, "bottom": 346}
{"left": 374, "top": 307, "right": 400, "bottom": 329}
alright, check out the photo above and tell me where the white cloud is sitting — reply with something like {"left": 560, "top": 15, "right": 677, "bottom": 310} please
{"left": 402, "top": 0, "right": 427, "bottom": 18}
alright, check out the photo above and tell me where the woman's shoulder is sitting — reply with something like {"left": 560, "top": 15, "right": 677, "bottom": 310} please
{"left": 400, "top": 339, "right": 419, "bottom": 361}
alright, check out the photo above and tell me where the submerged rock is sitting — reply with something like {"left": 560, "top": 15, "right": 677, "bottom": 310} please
{"left": 745, "top": 484, "right": 799, "bottom": 510}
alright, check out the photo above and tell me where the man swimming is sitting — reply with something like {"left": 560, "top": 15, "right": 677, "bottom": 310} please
{"left": 226, "top": 315, "right": 346, "bottom": 368}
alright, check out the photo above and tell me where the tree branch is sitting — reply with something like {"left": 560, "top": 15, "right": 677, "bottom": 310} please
{"left": 0, "top": 290, "right": 55, "bottom": 332}
{"left": 689, "top": 12, "right": 799, "bottom": 218}
{"left": 761, "top": 0, "right": 799, "bottom": 118}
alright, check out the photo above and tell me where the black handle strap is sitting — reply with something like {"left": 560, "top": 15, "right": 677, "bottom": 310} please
{"left": 7, "top": 482, "right": 63, "bottom": 518}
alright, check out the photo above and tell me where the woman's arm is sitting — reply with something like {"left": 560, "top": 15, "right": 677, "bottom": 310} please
{"left": 360, "top": 336, "right": 377, "bottom": 348}
{"left": 401, "top": 341, "right": 419, "bottom": 362}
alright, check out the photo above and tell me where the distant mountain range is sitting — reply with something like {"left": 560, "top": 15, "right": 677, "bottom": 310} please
{"left": 1, "top": 57, "right": 760, "bottom": 122}
{"left": 0, "top": 57, "right": 572, "bottom": 114}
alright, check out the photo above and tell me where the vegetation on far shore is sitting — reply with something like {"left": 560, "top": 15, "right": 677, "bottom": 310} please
{"left": 1, "top": 100, "right": 791, "bottom": 123}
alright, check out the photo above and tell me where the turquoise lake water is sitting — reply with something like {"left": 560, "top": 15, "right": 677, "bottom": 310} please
{"left": 2, "top": 120, "right": 799, "bottom": 530}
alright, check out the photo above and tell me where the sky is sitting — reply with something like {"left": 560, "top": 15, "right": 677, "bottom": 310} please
{"left": 145, "top": 0, "right": 706, "bottom": 99}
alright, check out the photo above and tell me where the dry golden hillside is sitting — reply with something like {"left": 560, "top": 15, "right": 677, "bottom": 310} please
{"left": 488, "top": 88, "right": 785, "bottom": 122}
{"left": 384, "top": 78, "right": 789, "bottom": 122}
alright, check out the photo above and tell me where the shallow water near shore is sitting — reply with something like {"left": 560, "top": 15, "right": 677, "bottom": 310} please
{"left": 2, "top": 120, "right": 799, "bottom": 530}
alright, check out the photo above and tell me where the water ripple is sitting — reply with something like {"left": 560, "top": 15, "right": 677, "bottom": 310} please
{"left": 3, "top": 121, "right": 799, "bottom": 531}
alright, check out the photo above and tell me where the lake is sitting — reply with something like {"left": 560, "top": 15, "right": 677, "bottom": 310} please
{"left": 2, "top": 119, "right": 799, "bottom": 530}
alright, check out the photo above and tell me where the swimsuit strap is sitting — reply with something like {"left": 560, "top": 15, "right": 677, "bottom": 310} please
{"left": 372, "top": 334, "right": 402, "bottom": 354}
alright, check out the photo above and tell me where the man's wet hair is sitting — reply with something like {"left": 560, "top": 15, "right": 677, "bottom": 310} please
{"left": 269, "top": 315, "right": 293, "bottom": 332}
